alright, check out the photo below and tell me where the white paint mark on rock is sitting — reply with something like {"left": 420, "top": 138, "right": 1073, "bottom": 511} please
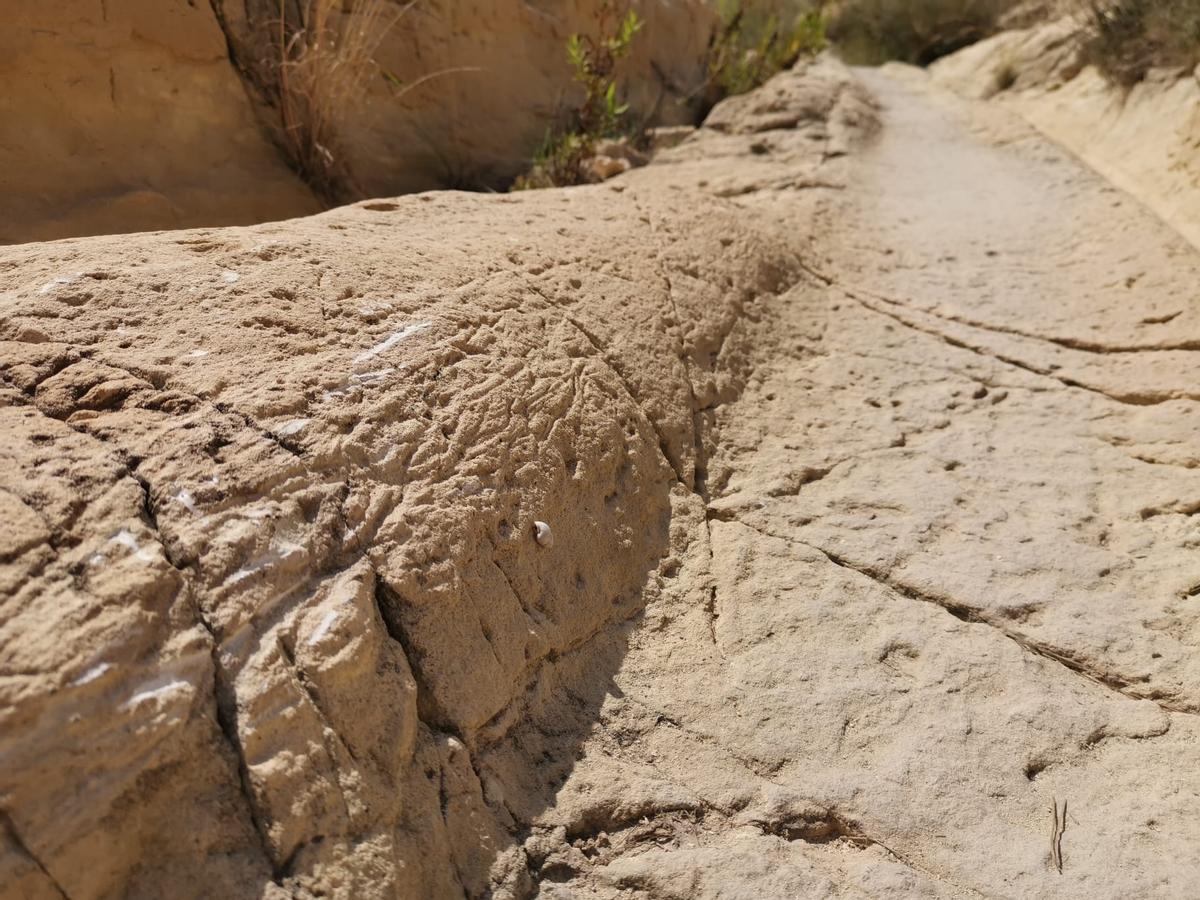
{"left": 123, "top": 674, "right": 192, "bottom": 709}
{"left": 108, "top": 529, "right": 158, "bottom": 563}
{"left": 534, "top": 520, "right": 554, "bottom": 548}
{"left": 38, "top": 274, "right": 76, "bottom": 294}
{"left": 174, "top": 489, "right": 197, "bottom": 514}
{"left": 277, "top": 418, "right": 310, "bottom": 437}
{"left": 354, "top": 322, "right": 431, "bottom": 363}
{"left": 73, "top": 662, "right": 113, "bottom": 686}
{"left": 110, "top": 529, "right": 138, "bottom": 551}
{"left": 225, "top": 538, "right": 304, "bottom": 586}
{"left": 352, "top": 368, "right": 394, "bottom": 384}
{"left": 307, "top": 610, "right": 340, "bottom": 646}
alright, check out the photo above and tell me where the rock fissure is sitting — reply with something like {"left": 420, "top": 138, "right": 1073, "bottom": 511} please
{"left": 860, "top": 284, "right": 1200, "bottom": 355}
{"left": 0, "top": 809, "right": 71, "bottom": 900}
{"left": 846, "top": 289, "right": 1194, "bottom": 406}
{"left": 198, "top": 614, "right": 284, "bottom": 879}
{"left": 740, "top": 516, "right": 1197, "bottom": 717}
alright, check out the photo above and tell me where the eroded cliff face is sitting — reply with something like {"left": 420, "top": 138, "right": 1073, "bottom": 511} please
{"left": 0, "top": 59, "right": 875, "bottom": 899}
{"left": 0, "top": 0, "right": 322, "bottom": 246}
{"left": 1, "top": 1, "right": 716, "bottom": 245}
{"left": 214, "top": 0, "right": 718, "bottom": 197}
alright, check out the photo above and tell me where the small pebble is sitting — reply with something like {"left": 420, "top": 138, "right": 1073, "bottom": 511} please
{"left": 533, "top": 520, "right": 553, "bottom": 548}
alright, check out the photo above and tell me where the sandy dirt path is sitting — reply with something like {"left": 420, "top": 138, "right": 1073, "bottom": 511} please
{"left": 530, "top": 65, "right": 1200, "bottom": 899}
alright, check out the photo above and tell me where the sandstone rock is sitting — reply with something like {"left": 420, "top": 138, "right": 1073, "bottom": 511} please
{"left": 2, "top": 1, "right": 715, "bottom": 243}
{"left": 5, "top": 52, "right": 1200, "bottom": 900}
{"left": 214, "top": 0, "right": 717, "bottom": 196}
{"left": 0, "top": 58, "right": 867, "bottom": 898}
{"left": 582, "top": 154, "right": 634, "bottom": 182}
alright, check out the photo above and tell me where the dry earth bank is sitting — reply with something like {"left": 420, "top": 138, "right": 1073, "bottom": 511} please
{"left": 931, "top": 14, "right": 1200, "bottom": 249}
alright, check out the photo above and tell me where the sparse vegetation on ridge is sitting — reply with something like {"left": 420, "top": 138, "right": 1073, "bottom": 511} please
{"left": 826, "top": 0, "right": 1017, "bottom": 65}
{"left": 515, "top": 2, "right": 644, "bottom": 189}
{"left": 1079, "top": 0, "right": 1200, "bottom": 85}
{"left": 704, "top": 0, "right": 828, "bottom": 104}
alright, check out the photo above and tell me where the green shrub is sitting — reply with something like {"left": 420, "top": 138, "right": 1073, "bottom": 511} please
{"left": 706, "top": 1, "right": 828, "bottom": 103}
{"left": 1080, "top": 0, "right": 1200, "bottom": 85}
{"left": 827, "top": 0, "right": 1016, "bottom": 65}
{"left": 515, "top": 2, "right": 643, "bottom": 189}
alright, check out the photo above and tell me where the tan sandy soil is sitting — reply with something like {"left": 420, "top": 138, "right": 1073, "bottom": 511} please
{"left": 2, "top": 56, "right": 1200, "bottom": 899}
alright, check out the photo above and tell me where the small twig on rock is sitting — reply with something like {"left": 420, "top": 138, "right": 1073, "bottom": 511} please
{"left": 1049, "top": 797, "right": 1067, "bottom": 874}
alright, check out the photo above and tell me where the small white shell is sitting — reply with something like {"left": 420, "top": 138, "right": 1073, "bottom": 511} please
{"left": 533, "top": 520, "right": 554, "bottom": 548}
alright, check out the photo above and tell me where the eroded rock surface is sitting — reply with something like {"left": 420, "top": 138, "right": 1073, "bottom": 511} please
{"left": 215, "top": 0, "right": 716, "bottom": 197}
{"left": 0, "top": 58, "right": 871, "bottom": 900}
{"left": 2, "top": 0, "right": 715, "bottom": 244}
{"left": 3, "top": 55, "right": 1200, "bottom": 900}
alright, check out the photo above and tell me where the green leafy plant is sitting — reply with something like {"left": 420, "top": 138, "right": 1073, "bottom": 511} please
{"left": 706, "top": 1, "right": 828, "bottom": 103}
{"left": 1079, "top": 0, "right": 1200, "bottom": 86}
{"left": 515, "top": 2, "right": 643, "bottom": 189}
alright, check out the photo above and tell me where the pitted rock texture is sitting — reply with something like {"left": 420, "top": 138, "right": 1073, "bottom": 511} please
{"left": 0, "top": 58, "right": 871, "bottom": 900}
{"left": 524, "top": 66, "right": 1200, "bottom": 899}
{"left": 4, "top": 55, "right": 1200, "bottom": 900}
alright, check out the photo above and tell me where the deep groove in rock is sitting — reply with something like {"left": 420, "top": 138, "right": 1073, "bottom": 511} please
{"left": 196, "top": 614, "right": 284, "bottom": 879}
{"left": 862, "top": 285, "right": 1200, "bottom": 355}
{"left": 847, "top": 290, "right": 1192, "bottom": 406}
{"left": 726, "top": 517, "right": 1197, "bottom": 716}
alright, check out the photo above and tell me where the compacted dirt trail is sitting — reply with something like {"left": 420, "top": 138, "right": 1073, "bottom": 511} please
{"left": 3, "top": 59, "right": 1199, "bottom": 899}
{"left": 531, "top": 66, "right": 1200, "bottom": 898}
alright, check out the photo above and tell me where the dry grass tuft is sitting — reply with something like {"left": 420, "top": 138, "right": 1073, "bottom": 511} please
{"left": 276, "top": 0, "right": 401, "bottom": 202}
